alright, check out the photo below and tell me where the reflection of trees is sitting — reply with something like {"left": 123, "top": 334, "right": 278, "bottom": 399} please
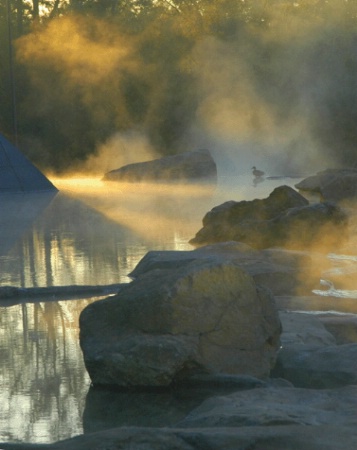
{"left": 1, "top": 191, "right": 201, "bottom": 288}
{"left": 0, "top": 298, "right": 96, "bottom": 443}
{"left": 0, "top": 194, "right": 149, "bottom": 288}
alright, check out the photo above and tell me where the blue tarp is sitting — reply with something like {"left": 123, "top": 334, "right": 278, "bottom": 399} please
{"left": 0, "top": 134, "right": 57, "bottom": 192}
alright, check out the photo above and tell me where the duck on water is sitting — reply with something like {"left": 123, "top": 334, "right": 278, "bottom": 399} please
{"left": 252, "top": 166, "right": 265, "bottom": 178}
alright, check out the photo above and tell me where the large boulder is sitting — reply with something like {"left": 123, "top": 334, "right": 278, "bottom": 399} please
{"left": 295, "top": 168, "right": 357, "bottom": 203}
{"left": 79, "top": 259, "right": 281, "bottom": 387}
{"left": 129, "top": 242, "right": 328, "bottom": 296}
{"left": 102, "top": 149, "right": 217, "bottom": 184}
{"left": 189, "top": 185, "right": 348, "bottom": 250}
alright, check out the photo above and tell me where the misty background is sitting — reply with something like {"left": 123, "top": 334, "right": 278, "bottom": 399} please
{"left": 1, "top": 0, "right": 357, "bottom": 176}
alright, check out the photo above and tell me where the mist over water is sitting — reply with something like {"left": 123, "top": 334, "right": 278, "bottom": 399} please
{"left": 2, "top": 1, "right": 357, "bottom": 445}
{"left": 1, "top": 173, "right": 357, "bottom": 444}
{"left": 6, "top": 1, "right": 357, "bottom": 175}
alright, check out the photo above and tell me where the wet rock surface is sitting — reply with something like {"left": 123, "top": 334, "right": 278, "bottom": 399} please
{"left": 3, "top": 290, "right": 357, "bottom": 450}
{"left": 102, "top": 149, "right": 217, "bottom": 184}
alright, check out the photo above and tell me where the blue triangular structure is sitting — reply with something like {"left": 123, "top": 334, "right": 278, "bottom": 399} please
{"left": 0, "top": 133, "right": 57, "bottom": 192}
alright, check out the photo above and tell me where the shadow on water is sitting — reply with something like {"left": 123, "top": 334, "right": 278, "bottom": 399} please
{"left": 0, "top": 192, "right": 57, "bottom": 256}
{"left": 83, "top": 383, "right": 250, "bottom": 433}
{"left": 0, "top": 192, "right": 166, "bottom": 288}
{"left": 83, "top": 386, "right": 203, "bottom": 432}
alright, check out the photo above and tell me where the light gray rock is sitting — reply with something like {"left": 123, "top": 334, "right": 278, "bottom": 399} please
{"left": 176, "top": 385, "right": 357, "bottom": 428}
{"left": 189, "top": 185, "right": 348, "bottom": 250}
{"left": 129, "top": 241, "right": 327, "bottom": 296}
{"left": 279, "top": 311, "right": 336, "bottom": 346}
{"left": 80, "top": 259, "right": 281, "bottom": 387}
{"left": 102, "top": 149, "right": 217, "bottom": 184}
{"left": 272, "top": 343, "right": 357, "bottom": 388}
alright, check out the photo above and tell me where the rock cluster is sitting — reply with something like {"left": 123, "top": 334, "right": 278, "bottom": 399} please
{"left": 19, "top": 180, "right": 356, "bottom": 450}
{"left": 189, "top": 185, "right": 348, "bottom": 250}
{"left": 6, "top": 309, "right": 357, "bottom": 450}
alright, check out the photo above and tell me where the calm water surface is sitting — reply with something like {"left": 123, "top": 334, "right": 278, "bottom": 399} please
{"left": 0, "top": 175, "right": 356, "bottom": 444}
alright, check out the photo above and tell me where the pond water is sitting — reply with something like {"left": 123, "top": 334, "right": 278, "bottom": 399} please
{"left": 0, "top": 174, "right": 356, "bottom": 444}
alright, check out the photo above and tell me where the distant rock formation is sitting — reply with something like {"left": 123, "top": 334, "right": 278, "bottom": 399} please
{"left": 0, "top": 133, "right": 57, "bottom": 193}
{"left": 102, "top": 149, "right": 217, "bottom": 184}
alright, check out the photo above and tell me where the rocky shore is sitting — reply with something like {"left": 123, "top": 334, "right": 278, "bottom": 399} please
{"left": 2, "top": 176, "right": 357, "bottom": 450}
{"left": 2, "top": 305, "right": 357, "bottom": 450}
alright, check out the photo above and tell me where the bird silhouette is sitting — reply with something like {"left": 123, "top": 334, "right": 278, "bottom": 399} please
{"left": 252, "top": 166, "right": 265, "bottom": 177}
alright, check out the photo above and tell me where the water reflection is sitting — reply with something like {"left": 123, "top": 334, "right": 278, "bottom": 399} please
{"left": 0, "top": 175, "right": 308, "bottom": 289}
{"left": 83, "top": 383, "right": 243, "bottom": 433}
{"left": 0, "top": 181, "right": 215, "bottom": 444}
{"left": 0, "top": 192, "right": 56, "bottom": 257}
{"left": 1, "top": 176, "right": 357, "bottom": 445}
{"left": 0, "top": 189, "right": 200, "bottom": 288}
{"left": 0, "top": 298, "right": 96, "bottom": 443}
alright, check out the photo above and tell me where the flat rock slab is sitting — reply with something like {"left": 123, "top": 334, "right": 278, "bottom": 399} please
{"left": 129, "top": 241, "right": 327, "bottom": 296}
{"left": 102, "top": 149, "right": 217, "bottom": 184}
{"left": 279, "top": 311, "right": 336, "bottom": 346}
{"left": 2, "top": 424, "right": 357, "bottom": 450}
{"left": 176, "top": 385, "right": 357, "bottom": 428}
{"left": 272, "top": 343, "right": 357, "bottom": 388}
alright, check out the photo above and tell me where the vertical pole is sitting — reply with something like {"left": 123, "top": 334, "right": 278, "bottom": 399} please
{"left": 6, "top": 0, "right": 18, "bottom": 146}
